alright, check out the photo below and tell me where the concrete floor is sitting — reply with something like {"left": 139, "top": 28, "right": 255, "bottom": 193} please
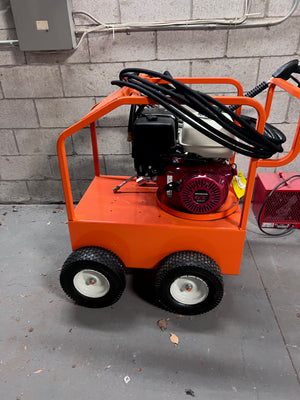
{"left": 0, "top": 204, "right": 300, "bottom": 400}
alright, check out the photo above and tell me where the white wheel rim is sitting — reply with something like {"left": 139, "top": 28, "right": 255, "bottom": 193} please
{"left": 170, "top": 275, "right": 209, "bottom": 305}
{"left": 73, "top": 269, "right": 110, "bottom": 298}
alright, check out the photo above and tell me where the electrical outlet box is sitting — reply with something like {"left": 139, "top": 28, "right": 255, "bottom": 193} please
{"left": 10, "top": 0, "right": 76, "bottom": 51}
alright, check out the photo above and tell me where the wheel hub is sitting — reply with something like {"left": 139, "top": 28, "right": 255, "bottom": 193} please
{"left": 170, "top": 275, "right": 209, "bottom": 305}
{"left": 73, "top": 269, "right": 110, "bottom": 298}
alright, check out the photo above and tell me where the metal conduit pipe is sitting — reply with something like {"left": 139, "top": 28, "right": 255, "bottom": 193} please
{"left": 0, "top": 39, "right": 19, "bottom": 46}
{"left": 73, "top": 0, "right": 299, "bottom": 48}
{"left": 0, "top": 0, "right": 299, "bottom": 47}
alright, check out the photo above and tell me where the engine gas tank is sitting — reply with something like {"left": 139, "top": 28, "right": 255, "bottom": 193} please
{"left": 179, "top": 113, "right": 235, "bottom": 159}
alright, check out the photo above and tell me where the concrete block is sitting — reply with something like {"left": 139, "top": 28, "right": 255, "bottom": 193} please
{"left": 258, "top": 56, "right": 298, "bottom": 87}
{"left": 27, "top": 179, "right": 81, "bottom": 203}
{"left": 0, "top": 155, "right": 52, "bottom": 180}
{"left": 240, "top": 91, "right": 289, "bottom": 124}
{"left": 0, "top": 99, "right": 39, "bottom": 128}
{"left": 89, "top": 31, "right": 156, "bottom": 63}
{"left": 191, "top": 58, "right": 260, "bottom": 93}
{"left": 0, "top": 27, "right": 16, "bottom": 39}
{"left": 73, "top": 181, "right": 86, "bottom": 202}
{"left": 267, "top": 0, "right": 300, "bottom": 17}
{"left": 248, "top": 0, "right": 266, "bottom": 17}
{"left": 73, "top": 127, "right": 130, "bottom": 155}
{"left": 227, "top": 18, "right": 300, "bottom": 57}
{"left": 61, "top": 63, "right": 123, "bottom": 97}
{"left": 124, "top": 60, "right": 190, "bottom": 78}
{"left": 49, "top": 154, "right": 106, "bottom": 179}
{"left": 0, "top": 66, "right": 63, "bottom": 98}
{"left": 275, "top": 154, "right": 300, "bottom": 173}
{"left": 193, "top": 0, "right": 244, "bottom": 19}
{"left": 264, "top": 91, "right": 291, "bottom": 124}
{"left": 0, "top": 130, "right": 18, "bottom": 155}
{"left": 27, "top": 179, "right": 64, "bottom": 202}
{"left": 14, "top": 128, "right": 73, "bottom": 155}
{"left": 95, "top": 100, "right": 131, "bottom": 127}
{"left": 272, "top": 123, "right": 299, "bottom": 152}
{"left": 97, "top": 126, "right": 130, "bottom": 155}
{"left": 26, "top": 37, "right": 90, "bottom": 64}
{"left": 0, "top": 47, "right": 26, "bottom": 65}
{"left": 234, "top": 153, "right": 252, "bottom": 177}
{"left": 0, "top": 0, "right": 14, "bottom": 29}
{"left": 68, "top": 154, "right": 106, "bottom": 179}
{"left": 0, "top": 181, "right": 30, "bottom": 202}
{"left": 287, "top": 96, "right": 300, "bottom": 123}
{"left": 76, "top": 179, "right": 93, "bottom": 197}
{"left": 48, "top": 155, "right": 66, "bottom": 179}
{"left": 104, "top": 154, "right": 135, "bottom": 175}
{"left": 35, "top": 97, "right": 95, "bottom": 128}
{"left": 0, "top": 30, "right": 26, "bottom": 65}
{"left": 72, "top": 0, "right": 120, "bottom": 24}
{"left": 72, "top": 128, "right": 95, "bottom": 155}
{"left": 119, "top": 0, "right": 190, "bottom": 23}
{"left": 157, "top": 30, "right": 227, "bottom": 60}
{"left": 234, "top": 153, "right": 275, "bottom": 177}
{"left": 257, "top": 163, "right": 277, "bottom": 177}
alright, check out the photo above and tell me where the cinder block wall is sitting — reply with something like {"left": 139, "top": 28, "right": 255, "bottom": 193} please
{"left": 0, "top": 0, "right": 299, "bottom": 203}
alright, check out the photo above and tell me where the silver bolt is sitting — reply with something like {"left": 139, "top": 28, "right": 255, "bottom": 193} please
{"left": 185, "top": 283, "right": 192, "bottom": 292}
{"left": 181, "top": 283, "right": 192, "bottom": 292}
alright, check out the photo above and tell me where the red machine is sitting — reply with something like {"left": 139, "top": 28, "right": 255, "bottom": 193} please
{"left": 253, "top": 172, "right": 300, "bottom": 229}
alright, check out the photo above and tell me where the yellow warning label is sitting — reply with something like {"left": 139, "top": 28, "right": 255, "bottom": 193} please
{"left": 232, "top": 171, "right": 247, "bottom": 199}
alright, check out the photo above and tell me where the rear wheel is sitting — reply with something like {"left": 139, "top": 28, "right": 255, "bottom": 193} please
{"left": 154, "top": 251, "right": 223, "bottom": 315}
{"left": 60, "top": 247, "right": 126, "bottom": 308}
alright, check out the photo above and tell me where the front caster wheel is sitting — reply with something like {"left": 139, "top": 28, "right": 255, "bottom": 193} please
{"left": 154, "top": 251, "right": 223, "bottom": 315}
{"left": 60, "top": 246, "right": 126, "bottom": 308}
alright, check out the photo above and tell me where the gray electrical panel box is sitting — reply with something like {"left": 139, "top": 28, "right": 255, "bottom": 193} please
{"left": 10, "top": 0, "right": 76, "bottom": 51}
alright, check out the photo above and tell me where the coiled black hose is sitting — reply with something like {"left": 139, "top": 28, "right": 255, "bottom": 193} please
{"left": 229, "top": 82, "right": 269, "bottom": 112}
{"left": 112, "top": 68, "right": 283, "bottom": 159}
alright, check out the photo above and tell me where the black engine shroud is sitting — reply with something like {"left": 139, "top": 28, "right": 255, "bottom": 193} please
{"left": 132, "top": 107, "right": 178, "bottom": 177}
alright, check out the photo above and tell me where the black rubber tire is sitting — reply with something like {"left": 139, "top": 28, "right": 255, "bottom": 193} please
{"left": 60, "top": 246, "right": 126, "bottom": 308}
{"left": 154, "top": 251, "right": 223, "bottom": 315}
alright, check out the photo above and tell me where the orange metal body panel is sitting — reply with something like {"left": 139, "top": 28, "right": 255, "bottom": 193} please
{"left": 69, "top": 176, "right": 245, "bottom": 274}
{"left": 57, "top": 76, "right": 300, "bottom": 275}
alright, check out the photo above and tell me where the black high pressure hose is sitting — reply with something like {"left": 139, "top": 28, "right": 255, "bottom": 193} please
{"left": 111, "top": 68, "right": 283, "bottom": 159}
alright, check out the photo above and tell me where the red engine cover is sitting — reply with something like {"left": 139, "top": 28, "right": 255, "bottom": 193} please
{"left": 156, "top": 161, "right": 233, "bottom": 214}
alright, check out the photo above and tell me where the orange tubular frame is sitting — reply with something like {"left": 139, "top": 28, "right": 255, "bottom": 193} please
{"left": 57, "top": 76, "right": 300, "bottom": 275}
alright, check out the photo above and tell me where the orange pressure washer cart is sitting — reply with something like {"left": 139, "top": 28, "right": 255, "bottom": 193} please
{"left": 57, "top": 75, "right": 300, "bottom": 315}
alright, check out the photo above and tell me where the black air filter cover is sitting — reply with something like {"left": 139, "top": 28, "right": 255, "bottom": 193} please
{"left": 132, "top": 108, "right": 177, "bottom": 176}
